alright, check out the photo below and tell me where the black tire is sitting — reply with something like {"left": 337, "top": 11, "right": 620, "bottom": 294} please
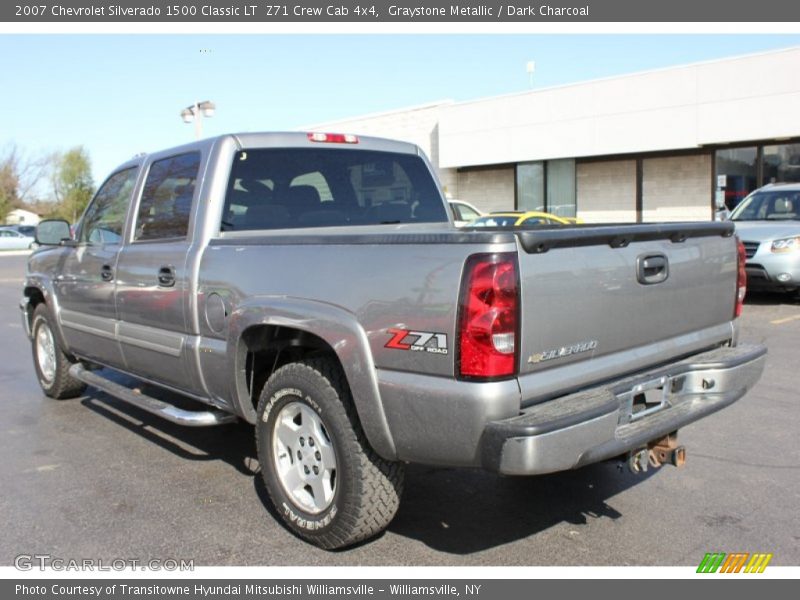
{"left": 30, "top": 304, "right": 86, "bottom": 399}
{"left": 255, "top": 357, "right": 404, "bottom": 549}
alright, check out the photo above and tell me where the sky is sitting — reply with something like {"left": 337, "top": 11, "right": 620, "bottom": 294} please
{"left": 2, "top": 33, "right": 800, "bottom": 192}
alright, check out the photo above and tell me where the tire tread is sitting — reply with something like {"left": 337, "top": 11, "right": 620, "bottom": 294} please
{"left": 256, "top": 357, "right": 404, "bottom": 549}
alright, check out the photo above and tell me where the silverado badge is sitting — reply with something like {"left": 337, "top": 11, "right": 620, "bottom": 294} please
{"left": 528, "top": 340, "right": 598, "bottom": 364}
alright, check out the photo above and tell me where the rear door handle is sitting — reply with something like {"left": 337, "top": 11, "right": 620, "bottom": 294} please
{"left": 100, "top": 264, "right": 114, "bottom": 282}
{"left": 637, "top": 254, "right": 669, "bottom": 285}
{"left": 157, "top": 266, "right": 176, "bottom": 288}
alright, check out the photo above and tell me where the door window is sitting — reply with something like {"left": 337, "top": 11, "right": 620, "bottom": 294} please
{"left": 134, "top": 152, "right": 201, "bottom": 241}
{"left": 79, "top": 167, "right": 138, "bottom": 245}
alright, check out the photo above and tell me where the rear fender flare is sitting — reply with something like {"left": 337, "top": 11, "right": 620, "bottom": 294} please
{"left": 227, "top": 296, "right": 397, "bottom": 460}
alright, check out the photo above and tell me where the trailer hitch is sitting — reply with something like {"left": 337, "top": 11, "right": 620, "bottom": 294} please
{"left": 625, "top": 433, "right": 686, "bottom": 474}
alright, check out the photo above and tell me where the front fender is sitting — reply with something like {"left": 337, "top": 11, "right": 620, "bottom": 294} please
{"left": 23, "top": 274, "right": 71, "bottom": 353}
{"left": 227, "top": 296, "right": 397, "bottom": 460}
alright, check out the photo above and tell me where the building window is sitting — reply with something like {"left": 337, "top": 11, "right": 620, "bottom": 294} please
{"left": 516, "top": 162, "right": 544, "bottom": 212}
{"left": 763, "top": 143, "right": 800, "bottom": 185}
{"left": 715, "top": 147, "right": 757, "bottom": 211}
{"left": 516, "top": 159, "right": 576, "bottom": 217}
{"left": 546, "top": 159, "right": 576, "bottom": 218}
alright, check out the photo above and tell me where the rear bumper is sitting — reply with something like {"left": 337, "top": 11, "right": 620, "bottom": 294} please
{"left": 480, "top": 344, "right": 767, "bottom": 475}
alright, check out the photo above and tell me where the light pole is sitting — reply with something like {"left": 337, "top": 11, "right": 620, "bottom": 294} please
{"left": 180, "top": 100, "right": 216, "bottom": 140}
{"left": 526, "top": 61, "right": 536, "bottom": 89}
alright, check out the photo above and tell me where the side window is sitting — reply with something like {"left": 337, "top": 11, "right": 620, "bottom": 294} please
{"left": 460, "top": 204, "right": 481, "bottom": 221}
{"left": 79, "top": 167, "right": 138, "bottom": 245}
{"left": 134, "top": 152, "right": 201, "bottom": 242}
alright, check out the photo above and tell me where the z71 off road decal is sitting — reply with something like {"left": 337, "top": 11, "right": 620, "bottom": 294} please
{"left": 385, "top": 328, "right": 448, "bottom": 355}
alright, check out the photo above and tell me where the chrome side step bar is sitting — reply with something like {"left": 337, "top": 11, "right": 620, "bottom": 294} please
{"left": 69, "top": 364, "right": 237, "bottom": 427}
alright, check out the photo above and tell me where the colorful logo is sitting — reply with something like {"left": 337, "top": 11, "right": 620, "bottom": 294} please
{"left": 697, "top": 552, "right": 773, "bottom": 573}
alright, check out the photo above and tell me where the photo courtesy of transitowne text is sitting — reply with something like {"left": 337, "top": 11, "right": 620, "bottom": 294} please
{"left": 0, "top": 0, "right": 799, "bottom": 596}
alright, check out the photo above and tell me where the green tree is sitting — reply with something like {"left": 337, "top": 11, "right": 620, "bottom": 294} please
{"left": 0, "top": 159, "right": 18, "bottom": 222}
{"left": 52, "top": 146, "right": 94, "bottom": 223}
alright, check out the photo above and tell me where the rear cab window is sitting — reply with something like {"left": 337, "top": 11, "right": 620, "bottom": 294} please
{"left": 220, "top": 148, "right": 448, "bottom": 231}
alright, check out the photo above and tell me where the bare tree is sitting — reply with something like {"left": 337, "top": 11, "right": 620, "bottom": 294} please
{"left": 0, "top": 143, "right": 53, "bottom": 222}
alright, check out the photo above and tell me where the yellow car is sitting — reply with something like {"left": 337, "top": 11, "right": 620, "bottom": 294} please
{"left": 469, "top": 211, "right": 580, "bottom": 227}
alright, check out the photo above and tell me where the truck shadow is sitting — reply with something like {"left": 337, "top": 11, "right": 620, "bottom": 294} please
{"left": 80, "top": 380, "right": 654, "bottom": 555}
{"left": 745, "top": 290, "right": 799, "bottom": 306}
{"left": 385, "top": 463, "right": 647, "bottom": 554}
{"left": 80, "top": 386, "right": 257, "bottom": 477}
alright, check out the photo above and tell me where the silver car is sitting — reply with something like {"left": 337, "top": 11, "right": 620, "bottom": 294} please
{"left": 0, "top": 227, "right": 36, "bottom": 250}
{"left": 730, "top": 182, "right": 800, "bottom": 298}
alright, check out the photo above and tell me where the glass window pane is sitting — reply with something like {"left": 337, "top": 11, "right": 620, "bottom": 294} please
{"left": 715, "top": 147, "right": 757, "bottom": 211}
{"left": 79, "top": 167, "right": 138, "bottom": 245}
{"left": 516, "top": 162, "right": 544, "bottom": 211}
{"left": 221, "top": 149, "right": 447, "bottom": 230}
{"left": 135, "top": 153, "right": 200, "bottom": 241}
{"left": 763, "top": 143, "right": 800, "bottom": 185}
{"left": 546, "top": 158, "right": 576, "bottom": 218}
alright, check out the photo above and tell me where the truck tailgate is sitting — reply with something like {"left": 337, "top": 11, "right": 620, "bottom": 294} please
{"left": 514, "top": 223, "right": 738, "bottom": 402}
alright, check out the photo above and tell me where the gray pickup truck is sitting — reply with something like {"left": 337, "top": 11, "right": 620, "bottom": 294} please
{"left": 22, "top": 132, "right": 766, "bottom": 549}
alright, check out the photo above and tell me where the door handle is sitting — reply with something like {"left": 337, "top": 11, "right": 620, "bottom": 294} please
{"left": 100, "top": 264, "right": 114, "bottom": 282}
{"left": 637, "top": 254, "right": 669, "bottom": 285}
{"left": 157, "top": 266, "right": 176, "bottom": 288}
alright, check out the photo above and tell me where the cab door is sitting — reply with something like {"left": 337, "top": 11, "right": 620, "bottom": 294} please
{"left": 54, "top": 167, "right": 139, "bottom": 368}
{"left": 114, "top": 152, "right": 201, "bottom": 394}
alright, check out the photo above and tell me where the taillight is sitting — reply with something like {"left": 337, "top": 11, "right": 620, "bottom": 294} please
{"left": 457, "top": 253, "right": 519, "bottom": 380}
{"left": 307, "top": 132, "right": 359, "bottom": 144}
{"left": 735, "top": 237, "right": 747, "bottom": 318}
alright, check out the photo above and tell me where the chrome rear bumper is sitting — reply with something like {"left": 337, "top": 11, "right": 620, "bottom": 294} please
{"left": 481, "top": 344, "right": 767, "bottom": 475}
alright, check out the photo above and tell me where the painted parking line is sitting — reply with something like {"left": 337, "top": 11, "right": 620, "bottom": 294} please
{"left": 770, "top": 314, "right": 800, "bottom": 325}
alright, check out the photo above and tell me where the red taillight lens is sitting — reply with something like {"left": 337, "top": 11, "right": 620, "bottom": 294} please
{"left": 458, "top": 253, "right": 519, "bottom": 379}
{"left": 735, "top": 237, "right": 747, "bottom": 318}
{"left": 307, "top": 132, "right": 359, "bottom": 144}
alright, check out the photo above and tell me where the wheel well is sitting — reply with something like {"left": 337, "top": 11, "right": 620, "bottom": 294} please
{"left": 24, "top": 286, "right": 46, "bottom": 326}
{"left": 239, "top": 325, "right": 341, "bottom": 412}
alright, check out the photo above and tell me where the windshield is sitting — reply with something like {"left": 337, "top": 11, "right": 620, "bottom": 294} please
{"left": 730, "top": 190, "right": 800, "bottom": 221}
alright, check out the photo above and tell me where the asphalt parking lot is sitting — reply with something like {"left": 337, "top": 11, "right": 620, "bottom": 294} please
{"left": 0, "top": 253, "right": 798, "bottom": 567}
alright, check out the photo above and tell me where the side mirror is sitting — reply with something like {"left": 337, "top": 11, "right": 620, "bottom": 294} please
{"left": 36, "top": 219, "right": 72, "bottom": 246}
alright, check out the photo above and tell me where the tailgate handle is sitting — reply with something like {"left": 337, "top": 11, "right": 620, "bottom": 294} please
{"left": 637, "top": 254, "right": 669, "bottom": 285}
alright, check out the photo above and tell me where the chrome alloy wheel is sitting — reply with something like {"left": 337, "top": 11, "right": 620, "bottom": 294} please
{"left": 272, "top": 401, "right": 337, "bottom": 514}
{"left": 35, "top": 320, "right": 57, "bottom": 384}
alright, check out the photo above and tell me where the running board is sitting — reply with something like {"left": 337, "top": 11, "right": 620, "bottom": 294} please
{"left": 69, "top": 364, "right": 237, "bottom": 427}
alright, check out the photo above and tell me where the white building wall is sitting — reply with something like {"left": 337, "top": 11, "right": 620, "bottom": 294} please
{"left": 438, "top": 47, "right": 800, "bottom": 168}
{"left": 642, "top": 154, "right": 712, "bottom": 222}
{"left": 577, "top": 160, "right": 637, "bottom": 223}
{"left": 4, "top": 209, "right": 41, "bottom": 225}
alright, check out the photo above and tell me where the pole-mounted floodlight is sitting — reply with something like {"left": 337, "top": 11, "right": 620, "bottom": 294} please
{"left": 526, "top": 61, "right": 536, "bottom": 89}
{"left": 180, "top": 100, "right": 216, "bottom": 139}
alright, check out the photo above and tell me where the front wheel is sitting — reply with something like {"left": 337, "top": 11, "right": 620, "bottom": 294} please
{"left": 256, "top": 357, "right": 404, "bottom": 549}
{"left": 30, "top": 304, "right": 86, "bottom": 399}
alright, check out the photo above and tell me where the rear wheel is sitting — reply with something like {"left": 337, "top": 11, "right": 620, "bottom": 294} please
{"left": 31, "top": 304, "right": 86, "bottom": 399}
{"left": 256, "top": 357, "right": 404, "bottom": 549}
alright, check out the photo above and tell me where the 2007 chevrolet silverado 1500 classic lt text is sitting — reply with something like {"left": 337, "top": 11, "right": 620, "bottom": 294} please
{"left": 21, "top": 132, "right": 766, "bottom": 549}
